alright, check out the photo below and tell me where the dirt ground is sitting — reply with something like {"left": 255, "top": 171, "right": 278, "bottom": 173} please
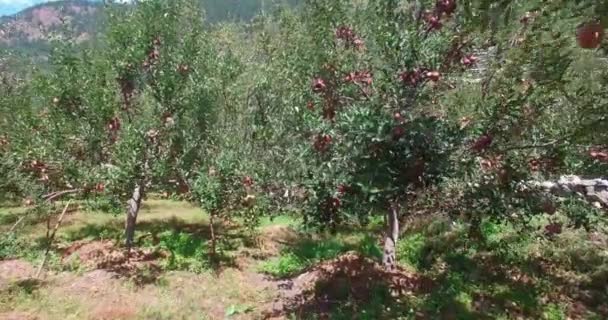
{"left": 0, "top": 223, "right": 324, "bottom": 320}
{"left": 5, "top": 202, "right": 604, "bottom": 319}
{"left": 1, "top": 250, "right": 271, "bottom": 319}
{"left": 1, "top": 250, "right": 429, "bottom": 320}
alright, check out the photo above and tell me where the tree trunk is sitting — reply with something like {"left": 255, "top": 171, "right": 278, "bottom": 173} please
{"left": 209, "top": 211, "right": 217, "bottom": 261}
{"left": 468, "top": 216, "right": 485, "bottom": 244}
{"left": 125, "top": 184, "right": 143, "bottom": 250}
{"left": 382, "top": 203, "right": 400, "bottom": 271}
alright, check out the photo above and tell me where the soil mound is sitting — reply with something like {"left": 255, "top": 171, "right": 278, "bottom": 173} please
{"left": 265, "top": 252, "right": 432, "bottom": 318}
{"left": 62, "top": 240, "right": 165, "bottom": 285}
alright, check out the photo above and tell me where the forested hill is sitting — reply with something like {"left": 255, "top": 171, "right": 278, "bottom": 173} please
{"left": 0, "top": 0, "right": 302, "bottom": 59}
{"left": 203, "top": 0, "right": 303, "bottom": 23}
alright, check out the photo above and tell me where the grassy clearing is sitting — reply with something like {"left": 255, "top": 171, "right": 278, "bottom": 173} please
{"left": 1, "top": 270, "right": 272, "bottom": 320}
{"left": 1, "top": 200, "right": 217, "bottom": 272}
{"left": 0, "top": 200, "right": 279, "bottom": 319}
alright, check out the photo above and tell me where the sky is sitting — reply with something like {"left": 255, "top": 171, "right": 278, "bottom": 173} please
{"left": 0, "top": 0, "right": 49, "bottom": 16}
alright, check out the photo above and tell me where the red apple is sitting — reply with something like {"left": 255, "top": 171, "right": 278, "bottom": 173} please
{"left": 436, "top": 0, "right": 456, "bottom": 16}
{"left": 424, "top": 12, "right": 443, "bottom": 30}
{"left": 312, "top": 78, "right": 327, "bottom": 93}
{"left": 461, "top": 54, "right": 478, "bottom": 67}
{"left": 577, "top": 22, "right": 604, "bottom": 49}
{"left": 243, "top": 176, "right": 254, "bottom": 187}
{"left": 590, "top": 149, "right": 608, "bottom": 162}
{"left": 330, "top": 197, "right": 341, "bottom": 209}
{"left": 335, "top": 26, "right": 355, "bottom": 41}
{"left": 471, "top": 134, "right": 493, "bottom": 152}
{"left": 392, "top": 126, "right": 405, "bottom": 140}
{"left": 307, "top": 101, "right": 315, "bottom": 111}
{"left": 400, "top": 68, "right": 426, "bottom": 86}
{"left": 425, "top": 71, "right": 441, "bottom": 82}
{"left": 528, "top": 159, "right": 541, "bottom": 171}
{"left": 313, "top": 134, "right": 332, "bottom": 152}
{"left": 108, "top": 117, "right": 121, "bottom": 131}
{"left": 545, "top": 222, "right": 562, "bottom": 236}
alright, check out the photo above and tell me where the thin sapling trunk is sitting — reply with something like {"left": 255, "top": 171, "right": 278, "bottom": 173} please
{"left": 382, "top": 202, "right": 400, "bottom": 270}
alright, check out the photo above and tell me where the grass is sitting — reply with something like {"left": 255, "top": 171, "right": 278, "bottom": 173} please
{"left": 0, "top": 201, "right": 275, "bottom": 319}
{"left": 1, "top": 270, "right": 272, "bottom": 320}
{"left": 154, "top": 229, "right": 212, "bottom": 272}
{"left": 1, "top": 200, "right": 223, "bottom": 274}
{"left": 2, "top": 201, "right": 608, "bottom": 319}
{"left": 257, "top": 214, "right": 299, "bottom": 228}
{"left": 389, "top": 215, "right": 608, "bottom": 320}
{"left": 0, "top": 206, "right": 26, "bottom": 228}
{"left": 258, "top": 233, "right": 381, "bottom": 278}
{"left": 60, "top": 200, "right": 208, "bottom": 242}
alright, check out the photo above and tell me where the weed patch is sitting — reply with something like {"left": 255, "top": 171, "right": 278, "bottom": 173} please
{"left": 157, "top": 230, "right": 211, "bottom": 272}
{"left": 259, "top": 234, "right": 382, "bottom": 278}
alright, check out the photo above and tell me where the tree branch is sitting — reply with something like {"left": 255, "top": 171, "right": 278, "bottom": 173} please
{"left": 36, "top": 200, "right": 73, "bottom": 278}
{"left": 42, "top": 189, "right": 82, "bottom": 202}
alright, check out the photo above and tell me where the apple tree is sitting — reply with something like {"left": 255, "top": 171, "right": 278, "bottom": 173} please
{"left": 254, "top": 0, "right": 471, "bottom": 269}
{"left": 441, "top": 0, "right": 608, "bottom": 237}
{"left": 98, "top": 0, "right": 226, "bottom": 248}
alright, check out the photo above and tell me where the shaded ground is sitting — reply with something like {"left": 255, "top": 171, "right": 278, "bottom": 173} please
{"left": 0, "top": 253, "right": 275, "bottom": 319}
{"left": 2, "top": 201, "right": 608, "bottom": 319}
{"left": 0, "top": 201, "right": 278, "bottom": 319}
{"left": 264, "top": 252, "right": 433, "bottom": 319}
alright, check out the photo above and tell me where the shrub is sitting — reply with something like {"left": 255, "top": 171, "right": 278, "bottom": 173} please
{"left": 158, "top": 230, "right": 210, "bottom": 272}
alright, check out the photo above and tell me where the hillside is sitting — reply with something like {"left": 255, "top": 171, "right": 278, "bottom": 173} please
{"left": 0, "top": 1, "right": 102, "bottom": 52}
{"left": 0, "top": 0, "right": 302, "bottom": 56}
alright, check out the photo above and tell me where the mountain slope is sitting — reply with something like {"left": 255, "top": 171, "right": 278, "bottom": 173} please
{"left": 0, "top": 0, "right": 103, "bottom": 50}
{"left": 0, "top": 0, "right": 303, "bottom": 67}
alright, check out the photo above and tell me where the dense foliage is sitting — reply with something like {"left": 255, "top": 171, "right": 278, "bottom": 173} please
{"left": 1, "top": 0, "right": 607, "bottom": 270}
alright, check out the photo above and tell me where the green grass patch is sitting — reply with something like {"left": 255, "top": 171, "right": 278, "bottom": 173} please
{"left": 259, "top": 234, "right": 381, "bottom": 278}
{"left": 257, "top": 215, "right": 299, "bottom": 228}
{"left": 542, "top": 303, "right": 567, "bottom": 320}
{"left": 156, "top": 230, "right": 211, "bottom": 272}
{"left": 396, "top": 232, "right": 427, "bottom": 269}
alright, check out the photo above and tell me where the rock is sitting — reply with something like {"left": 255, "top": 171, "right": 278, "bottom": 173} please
{"left": 529, "top": 175, "right": 608, "bottom": 208}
